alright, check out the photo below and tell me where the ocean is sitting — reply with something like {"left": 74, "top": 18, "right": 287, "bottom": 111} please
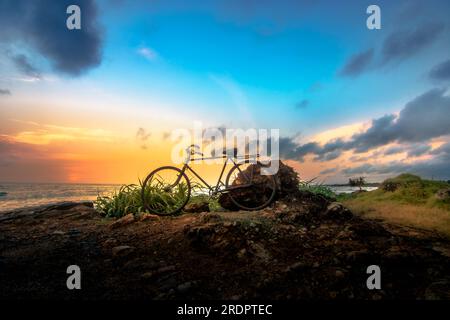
{"left": 0, "top": 183, "right": 379, "bottom": 213}
{"left": 0, "top": 183, "right": 120, "bottom": 212}
{"left": 328, "top": 186, "right": 378, "bottom": 194}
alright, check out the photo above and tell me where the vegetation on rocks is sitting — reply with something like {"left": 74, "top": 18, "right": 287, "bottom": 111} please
{"left": 299, "top": 182, "right": 336, "bottom": 200}
{"left": 341, "top": 173, "right": 450, "bottom": 236}
{"left": 94, "top": 181, "right": 219, "bottom": 218}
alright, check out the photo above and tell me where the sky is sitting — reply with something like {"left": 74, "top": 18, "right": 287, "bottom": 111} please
{"left": 0, "top": 0, "right": 450, "bottom": 184}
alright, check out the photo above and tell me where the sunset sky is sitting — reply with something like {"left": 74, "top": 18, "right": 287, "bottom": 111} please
{"left": 1, "top": 0, "right": 450, "bottom": 184}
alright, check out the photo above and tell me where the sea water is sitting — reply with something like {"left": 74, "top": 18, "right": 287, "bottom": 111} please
{"left": 0, "top": 183, "right": 120, "bottom": 212}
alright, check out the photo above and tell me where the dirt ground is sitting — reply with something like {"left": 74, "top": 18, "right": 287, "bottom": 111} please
{"left": 1, "top": 197, "right": 450, "bottom": 300}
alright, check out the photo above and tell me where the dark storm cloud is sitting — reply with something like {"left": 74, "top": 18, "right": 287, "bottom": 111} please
{"left": 0, "top": 0, "right": 103, "bottom": 76}
{"left": 339, "top": 49, "right": 374, "bottom": 77}
{"left": 0, "top": 89, "right": 11, "bottom": 95}
{"left": 381, "top": 22, "right": 444, "bottom": 64}
{"left": 279, "top": 87, "right": 450, "bottom": 162}
{"left": 11, "top": 54, "right": 41, "bottom": 79}
{"left": 295, "top": 99, "right": 309, "bottom": 109}
{"left": 429, "top": 59, "right": 450, "bottom": 81}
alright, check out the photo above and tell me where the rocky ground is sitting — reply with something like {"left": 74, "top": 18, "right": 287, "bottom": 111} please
{"left": 1, "top": 192, "right": 450, "bottom": 300}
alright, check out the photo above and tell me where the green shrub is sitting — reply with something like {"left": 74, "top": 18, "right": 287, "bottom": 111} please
{"left": 94, "top": 184, "right": 145, "bottom": 217}
{"left": 94, "top": 181, "right": 220, "bottom": 217}
{"left": 299, "top": 181, "right": 336, "bottom": 199}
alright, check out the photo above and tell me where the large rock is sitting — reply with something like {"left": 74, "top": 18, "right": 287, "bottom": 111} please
{"left": 323, "top": 202, "right": 353, "bottom": 220}
{"left": 110, "top": 213, "right": 135, "bottom": 229}
{"left": 184, "top": 201, "right": 210, "bottom": 213}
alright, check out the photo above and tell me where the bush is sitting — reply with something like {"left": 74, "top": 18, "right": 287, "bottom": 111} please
{"left": 299, "top": 182, "right": 336, "bottom": 200}
{"left": 94, "top": 181, "right": 218, "bottom": 217}
{"left": 94, "top": 184, "right": 145, "bottom": 218}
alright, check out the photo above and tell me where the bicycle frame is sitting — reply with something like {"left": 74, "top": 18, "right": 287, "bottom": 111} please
{"left": 176, "top": 153, "right": 259, "bottom": 196}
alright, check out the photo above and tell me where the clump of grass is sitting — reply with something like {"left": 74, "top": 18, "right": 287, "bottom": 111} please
{"left": 188, "top": 192, "right": 222, "bottom": 212}
{"left": 299, "top": 179, "right": 336, "bottom": 199}
{"left": 94, "top": 180, "right": 220, "bottom": 217}
{"left": 94, "top": 184, "right": 145, "bottom": 218}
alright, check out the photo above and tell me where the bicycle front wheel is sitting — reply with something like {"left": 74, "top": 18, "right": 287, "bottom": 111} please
{"left": 141, "top": 166, "right": 191, "bottom": 215}
{"left": 225, "top": 163, "right": 277, "bottom": 211}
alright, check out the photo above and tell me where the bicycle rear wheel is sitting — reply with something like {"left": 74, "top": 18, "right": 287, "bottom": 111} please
{"left": 141, "top": 166, "right": 191, "bottom": 215}
{"left": 225, "top": 163, "right": 277, "bottom": 211}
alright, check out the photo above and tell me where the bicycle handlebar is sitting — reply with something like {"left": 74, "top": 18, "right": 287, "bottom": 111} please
{"left": 186, "top": 144, "right": 204, "bottom": 157}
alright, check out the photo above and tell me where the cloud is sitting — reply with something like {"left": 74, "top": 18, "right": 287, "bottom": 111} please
{"left": 429, "top": 59, "right": 450, "bottom": 81}
{"left": 0, "top": 136, "right": 73, "bottom": 182}
{"left": 342, "top": 163, "right": 376, "bottom": 175}
{"left": 320, "top": 167, "right": 337, "bottom": 175}
{"left": 407, "top": 144, "right": 431, "bottom": 157}
{"left": 392, "top": 88, "right": 450, "bottom": 141}
{"left": 314, "top": 150, "right": 342, "bottom": 162}
{"left": 0, "top": 89, "right": 11, "bottom": 95}
{"left": 295, "top": 99, "right": 309, "bottom": 109}
{"left": 381, "top": 22, "right": 444, "bottom": 64}
{"left": 431, "top": 141, "right": 450, "bottom": 156}
{"left": 339, "top": 48, "right": 374, "bottom": 77}
{"left": 0, "top": 0, "right": 103, "bottom": 76}
{"left": 136, "top": 127, "right": 151, "bottom": 149}
{"left": 342, "top": 150, "right": 450, "bottom": 180}
{"left": 345, "top": 87, "right": 450, "bottom": 151}
{"left": 279, "top": 87, "right": 450, "bottom": 161}
{"left": 11, "top": 54, "right": 41, "bottom": 79}
{"left": 138, "top": 47, "right": 159, "bottom": 61}
{"left": 8, "top": 121, "right": 117, "bottom": 145}
{"left": 339, "top": 22, "right": 444, "bottom": 77}
{"left": 384, "top": 145, "right": 405, "bottom": 156}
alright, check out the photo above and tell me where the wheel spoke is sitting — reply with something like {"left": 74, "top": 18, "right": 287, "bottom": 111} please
{"left": 142, "top": 167, "right": 190, "bottom": 215}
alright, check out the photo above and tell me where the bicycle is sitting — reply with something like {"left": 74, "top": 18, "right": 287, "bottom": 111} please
{"left": 141, "top": 144, "right": 277, "bottom": 215}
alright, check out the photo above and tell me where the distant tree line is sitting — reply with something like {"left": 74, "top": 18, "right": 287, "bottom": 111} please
{"left": 348, "top": 177, "right": 366, "bottom": 191}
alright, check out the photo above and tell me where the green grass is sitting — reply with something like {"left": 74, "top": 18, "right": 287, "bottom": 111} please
{"left": 340, "top": 173, "right": 450, "bottom": 236}
{"left": 94, "top": 180, "right": 219, "bottom": 218}
{"left": 94, "top": 184, "right": 145, "bottom": 218}
{"left": 299, "top": 181, "right": 336, "bottom": 199}
{"left": 339, "top": 173, "right": 450, "bottom": 209}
